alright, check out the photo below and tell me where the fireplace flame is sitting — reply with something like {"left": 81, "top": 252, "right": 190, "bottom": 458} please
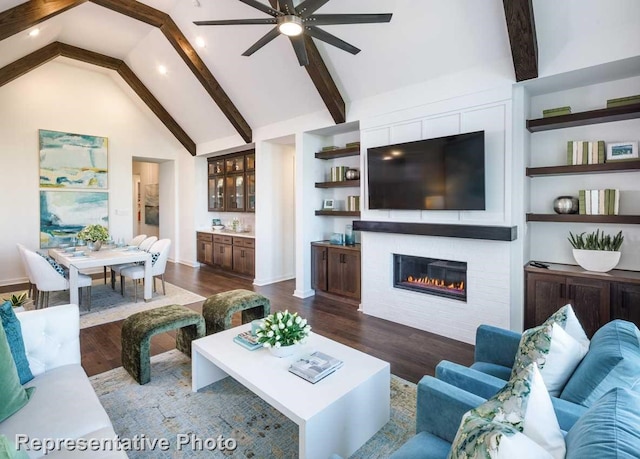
{"left": 406, "top": 275, "right": 465, "bottom": 291}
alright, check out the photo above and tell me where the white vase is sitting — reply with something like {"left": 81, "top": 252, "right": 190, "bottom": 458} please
{"left": 269, "top": 343, "right": 299, "bottom": 358}
{"left": 87, "top": 241, "right": 102, "bottom": 251}
{"left": 572, "top": 249, "right": 621, "bottom": 273}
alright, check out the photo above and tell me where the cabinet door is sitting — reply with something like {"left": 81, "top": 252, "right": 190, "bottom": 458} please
{"left": 246, "top": 171, "right": 255, "bottom": 212}
{"left": 311, "top": 246, "right": 328, "bottom": 291}
{"left": 327, "top": 249, "right": 344, "bottom": 295}
{"left": 208, "top": 159, "right": 224, "bottom": 175}
{"left": 611, "top": 282, "right": 640, "bottom": 330}
{"left": 214, "top": 243, "right": 232, "bottom": 270}
{"left": 525, "top": 272, "right": 567, "bottom": 329}
{"left": 225, "top": 174, "right": 245, "bottom": 211}
{"left": 245, "top": 152, "right": 255, "bottom": 171}
{"left": 225, "top": 156, "right": 244, "bottom": 173}
{"left": 567, "top": 278, "right": 610, "bottom": 338}
{"left": 340, "top": 250, "right": 361, "bottom": 299}
{"left": 208, "top": 176, "right": 224, "bottom": 211}
{"left": 243, "top": 247, "right": 255, "bottom": 276}
{"left": 197, "top": 240, "right": 213, "bottom": 265}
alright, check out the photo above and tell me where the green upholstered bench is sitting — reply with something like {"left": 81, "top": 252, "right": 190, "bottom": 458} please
{"left": 121, "top": 304, "right": 205, "bottom": 385}
{"left": 202, "top": 289, "right": 270, "bottom": 335}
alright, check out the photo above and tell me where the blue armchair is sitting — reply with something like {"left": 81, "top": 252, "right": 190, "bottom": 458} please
{"left": 435, "top": 320, "right": 640, "bottom": 431}
{"left": 389, "top": 376, "right": 485, "bottom": 459}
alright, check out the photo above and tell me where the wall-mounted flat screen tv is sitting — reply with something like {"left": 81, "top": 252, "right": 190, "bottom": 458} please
{"left": 367, "top": 131, "right": 485, "bottom": 211}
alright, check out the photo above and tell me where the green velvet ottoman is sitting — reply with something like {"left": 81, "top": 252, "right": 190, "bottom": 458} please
{"left": 202, "top": 289, "right": 271, "bottom": 335}
{"left": 121, "top": 304, "right": 205, "bottom": 385}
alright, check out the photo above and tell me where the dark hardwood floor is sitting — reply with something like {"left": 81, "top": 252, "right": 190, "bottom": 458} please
{"left": 79, "top": 262, "right": 475, "bottom": 383}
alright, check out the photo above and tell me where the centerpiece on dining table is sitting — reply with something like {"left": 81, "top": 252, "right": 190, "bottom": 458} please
{"left": 76, "top": 224, "right": 110, "bottom": 251}
{"left": 255, "top": 310, "right": 311, "bottom": 357}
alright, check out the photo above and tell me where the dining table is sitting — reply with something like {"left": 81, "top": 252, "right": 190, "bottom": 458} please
{"left": 49, "top": 246, "right": 152, "bottom": 305}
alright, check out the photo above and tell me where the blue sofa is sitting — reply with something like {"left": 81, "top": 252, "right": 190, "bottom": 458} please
{"left": 436, "top": 320, "right": 640, "bottom": 431}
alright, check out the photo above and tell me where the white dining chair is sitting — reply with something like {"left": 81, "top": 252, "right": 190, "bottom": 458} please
{"left": 103, "top": 234, "right": 148, "bottom": 284}
{"left": 120, "top": 239, "right": 171, "bottom": 302}
{"left": 16, "top": 243, "right": 37, "bottom": 303}
{"left": 110, "top": 236, "right": 158, "bottom": 289}
{"left": 23, "top": 248, "right": 93, "bottom": 309}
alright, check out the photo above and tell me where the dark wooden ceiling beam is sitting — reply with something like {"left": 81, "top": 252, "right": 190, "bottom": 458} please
{"left": 0, "top": 41, "right": 196, "bottom": 155}
{"left": 0, "top": 0, "right": 87, "bottom": 42}
{"left": 303, "top": 35, "right": 346, "bottom": 124}
{"left": 90, "top": 0, "right": 252, "bottom": 143}
{"left": 503, "top": 0, "right": 538, "bottom": 81}
{"left": 0, "top": 0, "right": 252, "bottom": 144}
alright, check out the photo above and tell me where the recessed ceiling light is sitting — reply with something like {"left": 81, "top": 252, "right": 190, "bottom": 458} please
{"left": 158, "top": 65, "right": 168, "bottom": 75}
{"left": 29, "top": 29, "right": 40, "bottom": 37}
{"left": 195, "top": 37, "right": 206, "bottom": 48}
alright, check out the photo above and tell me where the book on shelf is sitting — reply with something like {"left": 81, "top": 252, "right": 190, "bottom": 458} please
{"left": 233, "top": 330, "right": 263, "bottom": 351}
{"left": 578, "top": 189, "right": 620, "bottom": 215}
{"left": 288, "top": 351, "right": 344, "bottom": 384}
{"left": 567, "top": 140, "right": 605, "bottom": 165}
{"left": 543, "top": 106, "right": 571, "bottom": 117}
{"left": 606, "top": 95, "right": 640, "bottom": 108}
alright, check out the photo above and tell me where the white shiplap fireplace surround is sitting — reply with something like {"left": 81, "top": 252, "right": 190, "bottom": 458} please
{"left": 357, "top": 86, "right": 524, "bottom": 345}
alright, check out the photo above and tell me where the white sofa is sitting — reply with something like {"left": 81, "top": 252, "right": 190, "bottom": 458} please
{"left": 0, "top": 304, "right": 127, "bottom": 458}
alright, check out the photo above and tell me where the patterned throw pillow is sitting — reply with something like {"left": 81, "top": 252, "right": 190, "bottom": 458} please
{"left": 512, "top": 322, "right": 587, "bottom": 396}
{"left": 136, "top": 252, "right": 160, "bottom": 267}
{"left": 449, "top": 413, "right": 554, "bottom": 459}
{"left": 37, "top": 252, "right": 66, "bottom": 277}
{"left": 543, "top": 304, "right": 590, "bottom": 350}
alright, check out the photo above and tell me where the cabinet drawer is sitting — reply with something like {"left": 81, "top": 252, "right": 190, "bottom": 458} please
{"left": 233, "top": 237, "right": 255, "bottom": 248}
{"left": 213, "top": 235, "right": 233, "bottom": 244}
{"left": 197, "top": 232, "right": 213, "bottom": 242}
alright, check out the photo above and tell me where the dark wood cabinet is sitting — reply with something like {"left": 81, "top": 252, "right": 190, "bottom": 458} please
{"left": 232, "top": 237, "right": 255, "bottom": 276}
{"left": 311, "top": 242, "right": 360, "bottom": 300}
{"left": 207, "top": 149, "right": 254, "bottom": 212}
{"left": 525, "top": 264, "right": 640, "bottom": 337}
{"left": 213, "top": 235, "right": 233, "bottom": 270}
{"left": 196, "top": 232, "right": 213, "bottom": 265}
{"left": 311, "top": 245, "right": 328, "bottom": 291}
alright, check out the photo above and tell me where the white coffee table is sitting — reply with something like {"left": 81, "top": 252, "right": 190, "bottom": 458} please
{"left": 192, "top": 324, "right": 390, "bottom": 459}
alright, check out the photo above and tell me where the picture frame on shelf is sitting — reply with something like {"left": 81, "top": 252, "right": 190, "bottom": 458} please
{"left": 606, "top": 141, "right": 638, "bottom": 162}
{"left": 322, "top": 199, "right": 335, "bottom": 210}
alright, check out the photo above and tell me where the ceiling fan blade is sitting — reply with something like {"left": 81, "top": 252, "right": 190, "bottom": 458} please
{"left": 194, "top": 18, "right": 277, "bottom": 26}
{"left": 306, "top": 13, "right": 393, "bottom": 26}
{"left": 242, "top": 27, "right": 281, "bottom": 56}
{"left": 295, "top": 0, "right": 330, "bottom": 17}
{"left": 237, "top": 0, "right": 281, "bottom": 17}
{"left": 289, "top": 35, "right": 309, "bottom": 66}
{"left": 279, "top": 0, "right": 295, "bottom": 14}
{"left": 306, "top": 26, "right": 360, "bottom": 55}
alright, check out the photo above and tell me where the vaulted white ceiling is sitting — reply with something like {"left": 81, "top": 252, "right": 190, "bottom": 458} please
{"left": 1, "top": 0, "right": 638, "bottom": 151}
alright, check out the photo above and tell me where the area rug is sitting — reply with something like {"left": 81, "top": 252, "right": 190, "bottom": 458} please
{"left": 90, "top": 350, "right": 417, "bottom": 458}
{"left": 7, "top": 281, "right": 205, "bottom": 329}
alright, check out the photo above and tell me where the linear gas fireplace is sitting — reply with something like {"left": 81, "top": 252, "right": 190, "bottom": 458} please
{"left": 393, "top": 254, "right": 467, "bottom": 302}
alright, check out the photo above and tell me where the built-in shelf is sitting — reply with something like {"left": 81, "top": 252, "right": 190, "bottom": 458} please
{"left": 353, "top": 221, "right": 517, "bottom": 241}
{"left": 315, "top": 210, "right": 361, "bottom": 217}
{"left": 526, "top": 214, "right": 640, "bottom": 224}
{"left": 527, "top": 161, "right": 640, "bottom": 177}
{"left": 315, "top": 180, "right": 360, "bottom": 188}
{"left": 526, "top": 103, "right": 640, "bottom": 132}
{"left": 314, "top": 146, "right": 360, "bottom": 160}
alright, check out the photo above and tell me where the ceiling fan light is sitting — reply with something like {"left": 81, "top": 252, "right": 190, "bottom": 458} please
{"left": 278, "top": 15, "right": 303, "bottom": 36}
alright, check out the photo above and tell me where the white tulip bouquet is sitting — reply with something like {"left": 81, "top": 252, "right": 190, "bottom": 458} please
{"left": 255, "top": 310, "right": 311, "bottom": 349}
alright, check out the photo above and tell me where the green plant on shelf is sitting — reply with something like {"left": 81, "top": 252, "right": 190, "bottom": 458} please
{"left": 568, "top": 229, "right": 624, "bottom": 251}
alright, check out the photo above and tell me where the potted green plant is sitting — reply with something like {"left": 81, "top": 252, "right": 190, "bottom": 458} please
{"left": 255, "top": 310, "right": 311, "bottom": 358}
{"left": 568, "top": 229, "right": 624, "bottom": 272}
{"left": 76, "top": 224, "right": 110, "bottom": 251}
{"left": 3, "top": 292, "right": 29, "bottom": 312}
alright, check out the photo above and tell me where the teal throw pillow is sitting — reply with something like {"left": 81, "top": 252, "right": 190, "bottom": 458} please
{"left": 0, "top": 435, "right": 29, "bottom": 459}
{"left": 566, "top": 387, "right": 640, "bottom": 458}
{"left": 0, "top": 301, "right": 33, "bottom": 384}
{"left": 0, "top": 322, "right": 34, "bottom": 423}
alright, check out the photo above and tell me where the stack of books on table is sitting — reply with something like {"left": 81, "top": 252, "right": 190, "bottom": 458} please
{"left": 233, "top": 330, "right": 263, "bottom": 351}
{"left": 288, "top": 351, "right": 344, "bottom": 384}
{"left": 579, "top": 189, "right": 620, "bottom": 215}
{"left": 567, "top": 140, "right": 605, "bottom": 165}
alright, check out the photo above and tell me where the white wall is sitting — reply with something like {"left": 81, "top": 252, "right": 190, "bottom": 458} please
{"left": 0, "top": 60, "right": 188, "bottom": 286}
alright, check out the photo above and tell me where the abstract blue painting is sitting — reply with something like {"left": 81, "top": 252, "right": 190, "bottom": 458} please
{"left": 39, "top": 129, "right": 108, "bottom": 189}
{"left": 40, "top": 191, "right": 109, "bottom": 248}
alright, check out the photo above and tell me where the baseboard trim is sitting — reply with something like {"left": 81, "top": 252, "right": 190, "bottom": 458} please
{"left": 253, "top": 274, "right": 295, "bottom": 287}
{"left": 293, "top": 289, "right": 315, "bottom": 299}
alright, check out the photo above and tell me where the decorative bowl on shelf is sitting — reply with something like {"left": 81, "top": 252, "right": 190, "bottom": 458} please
{"left": 572, "top": 249, "right": 621, "bottom": 273}
{"left": 212, "top": 225, "right": 225, "bottom": 231}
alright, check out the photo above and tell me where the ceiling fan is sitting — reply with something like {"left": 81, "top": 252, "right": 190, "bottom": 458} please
{"left": 194, "top": 0, "right": 392, "bottom": 66}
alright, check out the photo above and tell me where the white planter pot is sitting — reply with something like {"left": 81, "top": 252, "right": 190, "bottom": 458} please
{"left": 13, "top": 306, "right": 25, "bottom": 313}
{"left": 269, "top": 343, "right": 299, "bottom": 358}
{"left": 572, "top": 249, "right": 621, "bottom": 273}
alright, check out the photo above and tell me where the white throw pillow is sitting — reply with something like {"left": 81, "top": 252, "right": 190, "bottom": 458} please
{"left": 544, "top": 304, "right": 590, "bottom": 351}
{"left": 449, "top": 363, "right": 564, "bottom": 459}
{"left": 512, "top": 322, "right": 588, "bottom": 396}
{"left": 449, "top": 414, "right": 554, "bottom": 459}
